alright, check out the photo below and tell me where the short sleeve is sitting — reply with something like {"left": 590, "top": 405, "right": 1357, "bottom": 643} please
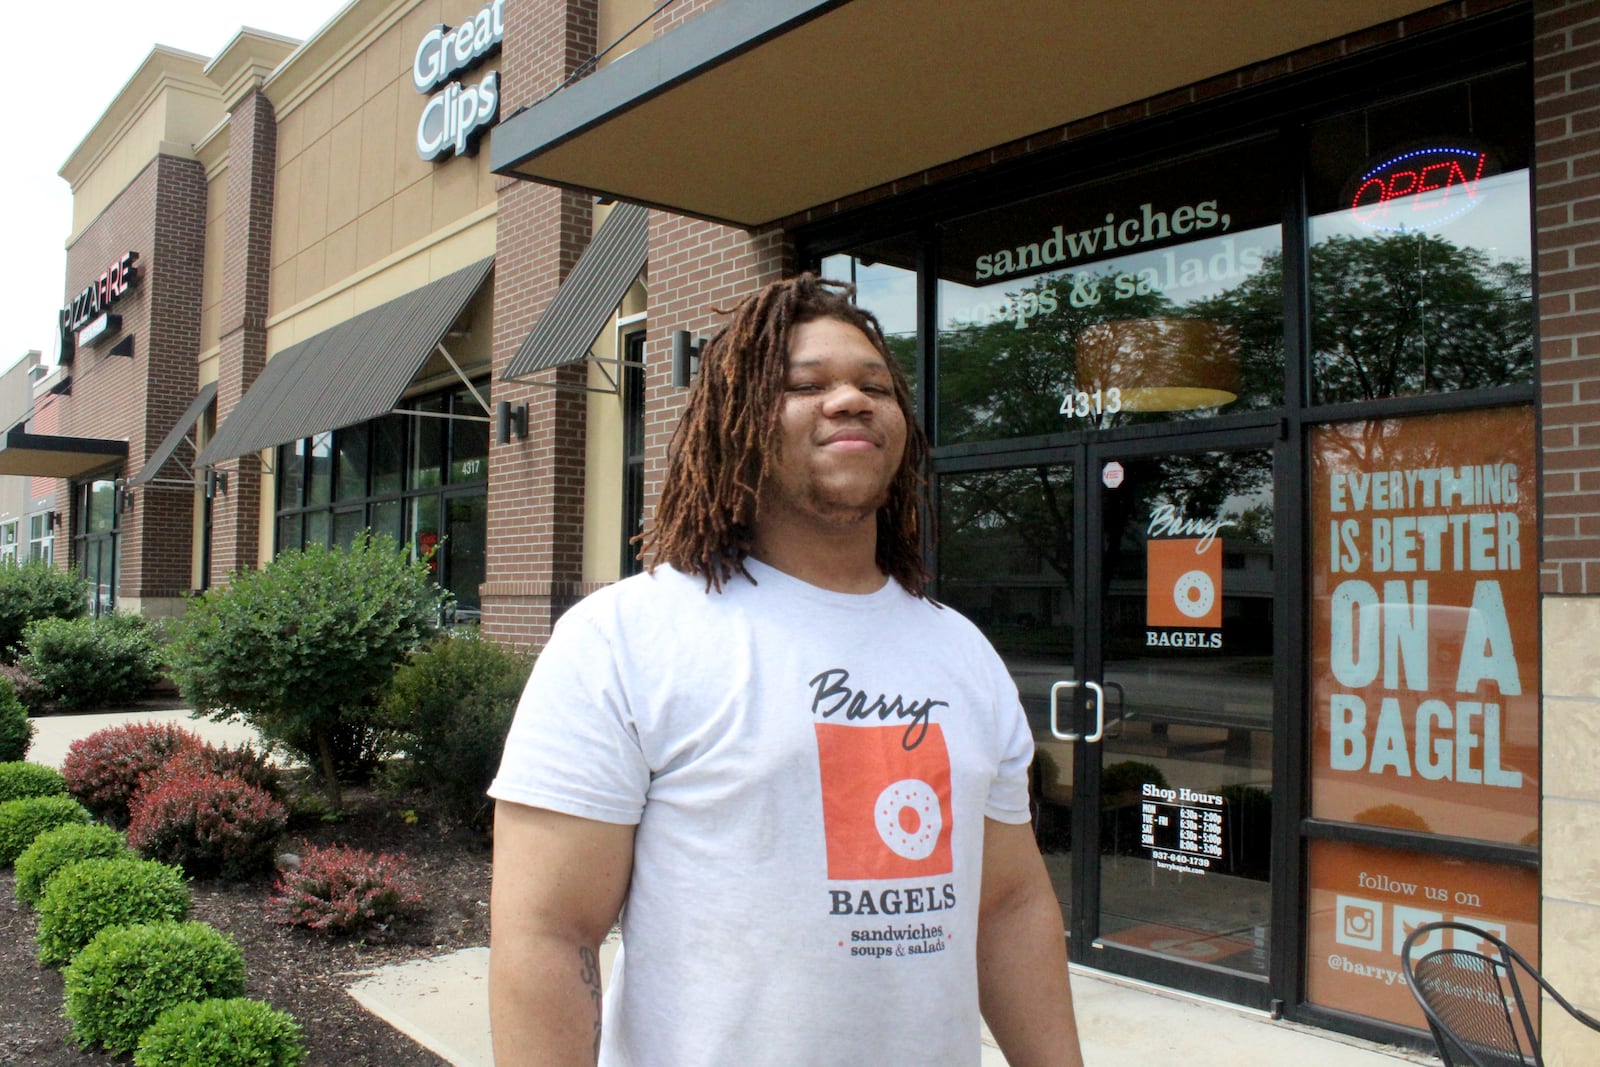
{"left": 488, "top": 610, "right": 650, "bottom": 825}
{"left": 983, "top": 651, "right": 1035, "bottom": 824}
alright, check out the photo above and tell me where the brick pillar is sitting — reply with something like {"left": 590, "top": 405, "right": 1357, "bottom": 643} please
{"left": 481, "top": 0, "right": 598, "bottom": 648}
{"left": 126, "top": 156, "right": 205, "bottom": 613}
{"left": 1532, "top": 1, "right": 1600, "bottom": 1059}
{"left": 209, "top": 88, "right": 276, "bottom": 585}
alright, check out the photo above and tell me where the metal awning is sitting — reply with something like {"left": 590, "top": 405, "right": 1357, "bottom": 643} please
{"left": 197, "top": 257, "right": 493, "bottom": 466}
{"left": 491, "top": 0, "right": 1440, "bottom": 229}
{"left": 129, "top": 381, "right": 217, "bottom": 487}
{"left": 0, "top": 427, "right": 127, "bottom": 479}
{"left": 502, "top": 201, "right": 647, "bottom": 382}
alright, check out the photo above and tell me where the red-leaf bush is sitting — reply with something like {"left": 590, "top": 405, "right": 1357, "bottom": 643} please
{"left": 63, "top": 722, "right": 204, "bottom": 827}
{"left": 267, "top": 843, "right": 422, "bottom": 933}
{"left": 128, "top": 769, "right": 287, "bottom": 880}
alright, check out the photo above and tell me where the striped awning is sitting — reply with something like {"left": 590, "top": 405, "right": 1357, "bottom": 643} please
{"left": 197, "top": 257, "right": 493, "bottom": 466}
{"left": 502, "top": 201, "right": 647, "bottom": 381}
{"left": 129, "top": 381, "right": 217, "bottom": 487}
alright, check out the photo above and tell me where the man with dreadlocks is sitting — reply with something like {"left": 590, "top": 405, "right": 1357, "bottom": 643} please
{"left": 488, "top": 273, "right": 1083, "bottom": 1066}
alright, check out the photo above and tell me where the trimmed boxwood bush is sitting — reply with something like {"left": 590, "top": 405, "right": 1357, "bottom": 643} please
{"left": 0, "top": 559, "right": 87, "bottom": 663}
{"left": 14, "top": 822, "right": 132, "bottom": 907}
{"left": 20, "top": 612, "right": 162, "bottom": 709}
{"left": 381, "top": 632, "right": 533, "bottom": 829}
{"left": 128, "top": 769, "right": 287, "bottom": 880}
{"left": 63, "top": 721, "right": 204, "bottom": 827}
{"left": 0, "top": 760, "right": 66, "bottom": 802}
{"left": 0, "top": 793, "right": 91, "bottom": 865}
{"left": 36, "top": 855, "right": 190, "bottom": 967}
{"left": 268, "top": 843, "right": 422, "bottom": 934}
{"left": 135, "top": 997, "right": 305, "bottom": 1067}
{"left": 0, "top": 676, "right": 31, "bottom": 762}
{"left": 62, "top": 921, "right": 246, "bottom": 1055}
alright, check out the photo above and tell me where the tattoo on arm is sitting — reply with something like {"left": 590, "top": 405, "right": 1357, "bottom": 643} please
{"left": 579, "top": 946, "right": 602, "bottom": 1062}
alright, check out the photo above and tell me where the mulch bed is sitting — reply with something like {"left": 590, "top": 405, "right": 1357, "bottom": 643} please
{"left": 0, "top": 788, "right": 494, "bottom": 1066}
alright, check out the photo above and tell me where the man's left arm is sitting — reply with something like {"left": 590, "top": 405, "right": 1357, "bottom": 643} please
{"left": 976, "top": 817, "right": 1085, "bottom": 1067}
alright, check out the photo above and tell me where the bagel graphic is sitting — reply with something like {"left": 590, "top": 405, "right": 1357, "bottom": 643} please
{"left": 816, "top": 722, "right": 953, "bottom": 880}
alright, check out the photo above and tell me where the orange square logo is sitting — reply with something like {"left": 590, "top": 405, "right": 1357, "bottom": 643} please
{"left": 1147, "top": 537, "right": 1222, "bottom": 629}
{"left": 814, "top": 723, "right": 953, "bottom": 881}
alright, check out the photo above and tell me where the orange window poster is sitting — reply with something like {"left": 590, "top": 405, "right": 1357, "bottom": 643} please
{"left": 1309, "top": 407, "right": 1538, "bottom": 846}
{"left": 1305, "top": 840, "right": 1538, "bottom": 1029}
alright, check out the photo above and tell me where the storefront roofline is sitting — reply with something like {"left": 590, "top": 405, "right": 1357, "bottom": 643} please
{"left": 492, "top": 0, "right": 1444, "bottom": 230}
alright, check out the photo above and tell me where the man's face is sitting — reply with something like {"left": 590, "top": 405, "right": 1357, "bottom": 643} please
{"left": 761, "top": 316, "right": 908, "bottom": 529}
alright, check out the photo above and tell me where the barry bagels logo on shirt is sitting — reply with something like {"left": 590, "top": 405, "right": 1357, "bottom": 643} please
{"left": 808, "top": 668, "right": 953, "bottom": 881}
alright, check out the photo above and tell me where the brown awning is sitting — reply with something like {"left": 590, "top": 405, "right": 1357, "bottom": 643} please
{"left": 129, "top": 381, "right": 217, "bottom": 487}
{"left": 0, "top": 427, "right": 127, "bottom": 479}
{"left": 197, "top": 258, "right": 493, "bottom": 466}
{"left": 503, "top": 202, "right": 648, "bottom": 381}
{"left": 492, "top": 0, "right": 1441, "bottom": 229}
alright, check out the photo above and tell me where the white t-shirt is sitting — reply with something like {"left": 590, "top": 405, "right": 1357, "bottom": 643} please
{"left": 489, "top": 559, "right": 1034, "bottom": 1067}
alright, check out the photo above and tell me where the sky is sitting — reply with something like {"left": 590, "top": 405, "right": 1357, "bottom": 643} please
{"left": 0, "top": 0, "right": 347, "bottom": 376}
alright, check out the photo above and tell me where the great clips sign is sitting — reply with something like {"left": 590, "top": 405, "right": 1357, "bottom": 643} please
{"left": 59, "top": 250, "right": 138, "bottom": 357}
{"left": 413, "top": 0, "right": 503, "bottom": 162}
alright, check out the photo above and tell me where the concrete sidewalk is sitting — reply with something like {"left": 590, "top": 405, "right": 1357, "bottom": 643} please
{"left": 348, "top": 942, "right": 1435, "bottom": 1067}
{"left": 26, "top": 706, "right": 265, "bottom": 769}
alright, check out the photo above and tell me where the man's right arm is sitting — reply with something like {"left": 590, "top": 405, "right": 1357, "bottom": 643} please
{"left": 489, "top": 800, "right": 636, "bottom": 1066}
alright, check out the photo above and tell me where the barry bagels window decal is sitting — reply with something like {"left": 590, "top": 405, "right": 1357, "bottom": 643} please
{"left": 1145, "top": 503, "right": 1228, "bottom": 649}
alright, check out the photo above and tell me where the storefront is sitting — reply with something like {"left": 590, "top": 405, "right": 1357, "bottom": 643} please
{"left": 488, "top": 0, "right": 1591, "bottom": 1051}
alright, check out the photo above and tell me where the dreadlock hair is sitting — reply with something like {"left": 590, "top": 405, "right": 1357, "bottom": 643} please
{"left": 637, "top": 272, "right": 930, "bottom": 595}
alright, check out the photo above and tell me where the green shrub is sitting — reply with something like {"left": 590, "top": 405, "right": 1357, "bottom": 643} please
{"left": 0, "top": 560, "right": 87, "bottom": 662}
{"left": 165, "top": 534, "right": 444, "bottom": 807}
{"left": 135, "top": 997, "right": 305, "bottom": 1067}
{"left": 0, "top": 760, "right": 65, "bottom": 802}
{"left": 128, "top": 770, "right": 287, "bottom": 880}
{"left": 0, "top": 676, "right": 31, "bottom": 761}
{"left": 0, "top": 793, "right": 91, "bottom": 865}
{"left": 20, "top": 613, "right": 162, "bottom": 709}
{"left": 63, "top": 921, "right": 245, "bottom": 1055}
{"left": 36, "top": 855, "right": 190, "bottom": 967}
{"left": 13, "top": 822, "right": 132, "bottom": 907}
{"left": 381, "top": 632, "right": 533, "bottom": 829}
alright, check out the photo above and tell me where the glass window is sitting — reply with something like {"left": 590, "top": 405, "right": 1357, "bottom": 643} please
{"left": 304, "top": 510, "right": 330, "bottom": 549}
{"left": 370, "top": 498, "right": 404, "bottom": 543}
{"left": 410, "top": 396, "right": 446, "bottom": 489}
{"left": 277, "top": 513, "right": 301, "bottom": 553}
{"left": 278, "top": 441, "right": 305, "bottom": 509}
{"left": 621, "top": 331, "right": 646, "bottom": 577}
{"left": 449, "top": 386, "right": 489, "bottom": 484}
{"left": 1306, "top": 68, "right": 1533, "bottom": 404}
{"left": 445, "top": 492, "right": 487, "bottom": 621}
{"left": 306, "top": 433, "right": 333, "bottom": 506}
{"left": 821, "top": 234, "right": 921, "bottom": 402}
{"left": 372, "top": 415, "right": 406, "bottom": 497}
{"left": 336, "top": 426, "right": 369, "bottom": 500}
{"left": 410, "top": 495, "right": 441, "bottom": 576}
{"left": 935, "top": 140, "right": 1284, "bottom": 445}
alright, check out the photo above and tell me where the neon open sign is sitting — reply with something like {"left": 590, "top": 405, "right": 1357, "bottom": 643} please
{"left": 1349, "top": 146, "right": 1489, "bottom": 232}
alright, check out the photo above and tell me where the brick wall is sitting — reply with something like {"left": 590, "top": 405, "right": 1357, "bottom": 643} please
{"left": 1534, "top": 0, "right": 1600, "bottom": 596}
{"left": 209, "top": 87, "right": 277, "bottom": 585}
{"left": 481, "top": 0, "right": 598, "bottom": 648}
{"left": 56, "top": 153, "right": 204, "bottom": 607}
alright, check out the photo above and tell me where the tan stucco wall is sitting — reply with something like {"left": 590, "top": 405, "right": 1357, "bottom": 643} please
{"left": 1541, "top": 596, "right": 1600, "bottom": 1064}
{"left": 267, "top": 0, "right": 500, "bottom": 332}
{"left": 598, "top": 0, "right": 655, "bottom": 65}
{"left": 61, "top": 51, "right": 224, "bottom": 242}
{"left": 582, "top": 276, "right": 647, "bottom": 584}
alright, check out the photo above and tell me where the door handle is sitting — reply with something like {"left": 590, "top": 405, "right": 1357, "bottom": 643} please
{"left": 1050, "top": 680, "right": 1106, "bottom": 742}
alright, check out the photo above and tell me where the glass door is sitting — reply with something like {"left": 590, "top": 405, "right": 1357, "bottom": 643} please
{"left": 1083, "top": 436, "right": 1277, "bottom": 1005}
{"left": 937, "top": 457, "right": 1081, "bottom": 925}
{"left": 935, "top": 431, "right": 1280, "bottom": 1007}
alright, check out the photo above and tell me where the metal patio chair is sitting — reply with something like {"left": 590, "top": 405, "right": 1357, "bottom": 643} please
{"left": 1401, "top": 920, "right": 1600, "bottom": 1066}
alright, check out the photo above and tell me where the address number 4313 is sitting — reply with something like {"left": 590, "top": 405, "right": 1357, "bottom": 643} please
{"left": 1060, "top": 387, "right": 1123, "bottom": 417}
